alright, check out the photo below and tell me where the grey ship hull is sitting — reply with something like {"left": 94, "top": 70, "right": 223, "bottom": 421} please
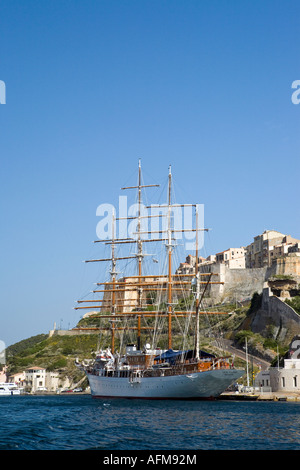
{"left": 87, "top": 368, "right": 244, "bottom": 399}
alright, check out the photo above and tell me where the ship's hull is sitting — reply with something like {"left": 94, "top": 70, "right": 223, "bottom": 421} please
{"left": 87, "top": 368, "right": 244, "bottom": 400}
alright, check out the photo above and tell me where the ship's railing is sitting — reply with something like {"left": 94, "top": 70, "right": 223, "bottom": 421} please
{"left": 94, "top": 368, "right": 131, "bottom": 378}
{"left": 90, "top": 356, "right": 233, "bottom": 378}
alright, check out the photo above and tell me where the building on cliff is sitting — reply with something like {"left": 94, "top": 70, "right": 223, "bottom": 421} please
{"left": 215, "top": 247, "right": 245, "bottom": 269}
{"left": 176, "top": 230, "right": 300, "bottom": 275}
{"left": 245, "top": 230, "right": 300, "bottom": 269}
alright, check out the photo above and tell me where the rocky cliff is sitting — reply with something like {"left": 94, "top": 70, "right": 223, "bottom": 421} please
{"left": 243, "top": 286, "right": 300, "bottom": 346}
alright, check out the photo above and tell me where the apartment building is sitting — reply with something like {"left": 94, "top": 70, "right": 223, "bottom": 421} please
{"left": 215, "top": 247, "right": 246, "bottom": 269}
{"left": 175, "top": 230, "right": 300, "bottom": 274}
{"left": 25, "top": 367, "right": 46, "bottom": 392}
{"left": 23, "top": 367, "right": 60, "bottom": 392}
{"left": 245, "top": 230, "right": 300, "bottom": 268}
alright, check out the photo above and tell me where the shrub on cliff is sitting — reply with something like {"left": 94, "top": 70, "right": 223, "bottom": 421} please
{"left": 285, "top": 296, "right": 300, "bottom": 314}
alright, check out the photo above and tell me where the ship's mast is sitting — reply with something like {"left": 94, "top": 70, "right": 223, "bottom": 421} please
{"left": 137, "top": 158, "right": 143, "bottom": 280}
{"left": 167, "top": 165, "right": 173, "bottom": 350}
{"left": 121, "top": 159, "right": 159, "bottom": 350}
{"left": 137, "top": 160, "right": 143, "bottom": 349}
{"left": 110, "top": 211, "right": 116, "bottom": 353}
{"left": 194, "top": 206, "right": 200, "bottom": 361}
{"left": 193, "top": 206, "right": 213, "bottom": 362}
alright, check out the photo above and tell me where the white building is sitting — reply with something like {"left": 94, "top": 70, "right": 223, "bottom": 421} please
{"left": 24, "top": 367, "right": 67, "bottom": 392}
{"left": 255, "top": 358, "right": 300, "bottom": 393}
{"left": 25, "top": 367, "right": 47, "bottom": 392}
{"left": 255, "top": 337, "right": 300, "bottom": 393}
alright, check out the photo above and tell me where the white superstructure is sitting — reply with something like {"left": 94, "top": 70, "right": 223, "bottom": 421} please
{"left": 0, "top": 383, "right": 21, "bottom": 396}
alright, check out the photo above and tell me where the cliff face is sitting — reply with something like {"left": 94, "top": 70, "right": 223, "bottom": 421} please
{"left": 197, "top": 256, "right": 300, "bottom": 347}
{"left": 246, "top": 287, "right": 300, "bottom": 346}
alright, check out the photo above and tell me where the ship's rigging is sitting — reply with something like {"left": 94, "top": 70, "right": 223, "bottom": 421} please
{"left": 74, "top": 160, "right": 244, "bottom": 399}
{"left": 74, "top": 160, "right": 226, "bottom": 357}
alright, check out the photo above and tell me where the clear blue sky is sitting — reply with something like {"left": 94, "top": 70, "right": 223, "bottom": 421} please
{"left": 1, "top": 0, "right": 299, "bottom": 346}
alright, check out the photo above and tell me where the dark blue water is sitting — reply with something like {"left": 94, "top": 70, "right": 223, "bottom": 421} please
{"left": 0, "top": 395, "right": 300, "bottom": 450}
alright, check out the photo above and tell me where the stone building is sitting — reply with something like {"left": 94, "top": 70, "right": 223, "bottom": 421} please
{"left": 245, "top": 230, "right": 300, "bottom": 268}
{"left": 215, "top": 247, "right": 245, "bottom": 269}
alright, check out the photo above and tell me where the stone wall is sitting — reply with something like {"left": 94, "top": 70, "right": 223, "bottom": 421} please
{"left": 49, "top": 328, "right": 98, "bottom": 337}
{"left": 198, "top": 254, "right": 300, "bottom": 305}
{"left": 199, "top": 263, "right": 268, "bottom": 304}
{"left": 271, "top": 254, "right": 300, "bottom": 278}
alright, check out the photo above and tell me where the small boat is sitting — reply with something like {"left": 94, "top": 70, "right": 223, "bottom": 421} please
{"left": 0, "top": 382, "right": 21, "bottom": 396}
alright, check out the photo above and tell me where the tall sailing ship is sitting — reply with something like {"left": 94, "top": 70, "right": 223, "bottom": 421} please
{"left": 75, "top": 161, "right": 244, "bottom": 399}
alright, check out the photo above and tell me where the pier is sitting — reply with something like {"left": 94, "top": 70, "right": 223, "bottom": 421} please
{"left": 219, "top": 391, "right": 300, "bottom": 402}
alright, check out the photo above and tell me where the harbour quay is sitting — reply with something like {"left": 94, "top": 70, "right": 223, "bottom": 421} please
{"left": 219, "top": 391, "right": 300, "bottom": 401}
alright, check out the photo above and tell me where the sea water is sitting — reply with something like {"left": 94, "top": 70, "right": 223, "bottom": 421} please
{"left": 0, "top": 394, "right": 299, "bottom": 450}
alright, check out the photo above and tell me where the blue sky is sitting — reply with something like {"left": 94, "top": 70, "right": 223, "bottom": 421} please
{"left": 1, "top": 0, "right": 300, "bottom": 346}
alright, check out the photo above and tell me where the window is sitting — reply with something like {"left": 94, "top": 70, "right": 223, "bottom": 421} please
{"left": 293, "top": 376, "right": 297, "bottom": 388}
{"left": 282, "top": 377, "right": 285, "bottom": 388}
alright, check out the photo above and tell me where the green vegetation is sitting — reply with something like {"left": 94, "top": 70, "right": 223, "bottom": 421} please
{"left": 6, "top": 334, "right": 48, "bottom": 357}
{"left": 234, "top": 329, "right": 285, "bottom": 354}
{"left": 6, "top": 334, "right": 100, "bottom": 386}
{"left": 269, "top": 274, "right": 294, "bottom": 280}
{"left": 5, "top": 291, "right": 292, "bottom": 387}
{"left": 285, "top": 296, "right": 300, "bottom": 314}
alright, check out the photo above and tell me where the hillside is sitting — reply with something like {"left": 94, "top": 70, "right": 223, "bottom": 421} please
{"left": 6, "top": 334, "right": 100, "bottom": 389}
{"left": 5, "top": 293, "right": 289, "bottom": 388}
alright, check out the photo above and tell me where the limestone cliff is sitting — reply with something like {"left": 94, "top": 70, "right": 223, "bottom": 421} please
{"left": 244, "top": 286, "right": 300, "bottom": 346}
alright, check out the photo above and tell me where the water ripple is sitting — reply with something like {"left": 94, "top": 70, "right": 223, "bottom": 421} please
{"left": 0, "top": 395, "right": 299, "bottom": 450}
